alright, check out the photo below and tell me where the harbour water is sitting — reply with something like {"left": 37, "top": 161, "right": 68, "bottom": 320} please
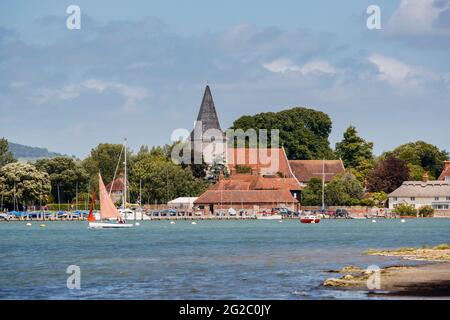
{"left": 0, "top": 219, "right": 449, "bottom": 299}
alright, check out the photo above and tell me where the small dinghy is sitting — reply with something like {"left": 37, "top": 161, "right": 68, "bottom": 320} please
{"left": 300, "top": 215, "right": 321, "bottom": 224}
{"left": 88, "top": 174, "right": 133, "bottom": 229}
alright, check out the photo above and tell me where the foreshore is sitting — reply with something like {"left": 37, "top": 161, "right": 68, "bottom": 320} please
{"left": 323, "top": 245, "right": 450, "bottom": 297}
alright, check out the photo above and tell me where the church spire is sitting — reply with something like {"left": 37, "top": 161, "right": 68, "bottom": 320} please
{"left": 196, "top": 85, "right": 221, "bottom": 132}
{"left": 191, "top": 85, "right": 223, "bottom": 142}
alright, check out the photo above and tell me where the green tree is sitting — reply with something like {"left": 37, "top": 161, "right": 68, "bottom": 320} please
{"left": 366, "top": 155, "right": 410, "bottom": 193}
{"left": 0, "top": 138, "right": 16, "bottom": 167}
{"left": 207, "top": 161, "right": 229, "bottom": 183}
{"left": 130, "top": 154, "right": 207, "bottom": 204}
{"left": 387, "top": 141, "right": 448, "bottom": 179}
{"left": 301, "top": 178, "right": 323, "bottom": 206}
{"left": 83, "top": 143, "right": 132, "bottom": 187}
{"left": 178, "top": 147, "right": 208, "bottom": 180}
{"left": 363, "top": 192, "right": 388, "bottom": 207}
{"left": 324, "top": 172, "right": 364, "bottom": 206}
{"left": 407, "top": 163, "right": 426, "bottom": 181}
{"left": 35, "top": 157, "right": 89, "bottom": 203}
{"left": 336, "top": 126, "right": 374, "bottom": 168}
{"left": 0, "top": 162, "right": 51, "bottom": 209}
{"left": 230, "top": 107, "right": 334, "bottom": 159}
{"left": 418, "top": 205, "right": 434, "bottom": 217}
{"left": 393, "top": 204, "right": 417, "bottom": 216}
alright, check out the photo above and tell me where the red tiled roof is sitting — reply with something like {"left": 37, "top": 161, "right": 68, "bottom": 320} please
{"left": 253, "top": 176, "right": 301, "bottom": 190}
{"left": 438, "top": 161, "right": 450, "bottom": 181}
{"left": 226, "top": 147, "right": 292, "bottom": 177}
{"left": 105, "top": 177, "right": 127, "bottom": 192}
{"left": 207, "top": 173, "right": 301, "bottom": 191}
{"left": 194, "top": 189, "right": 298, "bottom": 204}
{"left": 289, "top": 160, "right": 345, "bottom": 183}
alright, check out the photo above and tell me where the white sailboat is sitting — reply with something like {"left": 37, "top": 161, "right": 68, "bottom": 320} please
{"left": 88, "top": 173, "right": 133, "bottom": 229}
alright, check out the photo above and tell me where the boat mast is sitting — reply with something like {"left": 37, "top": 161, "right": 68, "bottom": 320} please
{"left": 123, "top": 138, "right": 127, "bottom": 209}
{"left": 322, "top": 158, "right": 325, "bottom": 211}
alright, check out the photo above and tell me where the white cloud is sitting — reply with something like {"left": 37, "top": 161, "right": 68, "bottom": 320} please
{"left": 387, "top": 0, "right": 450, "bottom": 36}
{"left": 263, "top": 58, "right": 336, "bottom": 76}
{"left": 83, "top": 79, "right": 149, "bottom": 111}
{"left": 367, "top": 53, "right": 439, "bottom": 88}
{"left": 30, "top": 85, "right": 81, "bottom": 104}
{"left": 300, "top": 60, "right": 336, "bottom": 76}
{"left": 262, "top": 58, "right": 301, "bottom": 73}
{"left": 29, "top": 80, "right": 149, "bottom": 111}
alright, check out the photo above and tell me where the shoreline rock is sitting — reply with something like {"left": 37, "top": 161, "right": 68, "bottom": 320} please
{"left": 323, "top": 244, "right": 450, "bottom": 297}
{"left": 365, "top": 244, "right": 450, "bottom": 262}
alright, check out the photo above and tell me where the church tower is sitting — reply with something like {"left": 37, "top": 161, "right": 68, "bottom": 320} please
{"left": 190, "top": 85, "right": 226, "bottom": 164}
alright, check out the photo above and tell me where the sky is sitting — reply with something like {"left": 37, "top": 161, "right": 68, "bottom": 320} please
{"left": 0, "top": 0, "right": 449, "bottom": 158}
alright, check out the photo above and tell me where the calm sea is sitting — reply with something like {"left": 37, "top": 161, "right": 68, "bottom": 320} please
{"left": 0, "top": 219, "right": 449, "bottom": 299}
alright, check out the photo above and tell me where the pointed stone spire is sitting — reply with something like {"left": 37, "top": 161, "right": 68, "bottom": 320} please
{"left": 197, "top": 85, "right": 221, "bottom": 131}
{"left": 191, "top": 85, "right": 223, "bottom": 142}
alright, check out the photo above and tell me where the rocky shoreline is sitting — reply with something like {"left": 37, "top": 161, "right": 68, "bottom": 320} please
{"left": 323, "top": 244, "right": 450, "bottom": 298}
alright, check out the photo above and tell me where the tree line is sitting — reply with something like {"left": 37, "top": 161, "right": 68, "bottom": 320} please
{"left": 0, "top": 138, "right": 208, "bottom": 210}
{"left": 1, "top": 106, "right": 448, "bottom": 209}
{"left": 231, "top": 108, "right": 448, "bottom": 207}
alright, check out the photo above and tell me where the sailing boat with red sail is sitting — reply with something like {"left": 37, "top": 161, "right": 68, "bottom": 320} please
{"left": 88, "top": 173, "right": 133, "bottom": 229}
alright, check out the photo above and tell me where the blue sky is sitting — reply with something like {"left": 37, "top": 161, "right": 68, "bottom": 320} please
{"left": 1, "top": 0, "right": 449, "bottom": 158}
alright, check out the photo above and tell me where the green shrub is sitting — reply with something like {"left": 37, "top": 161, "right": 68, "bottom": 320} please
{"left": 359, "top": 198, "right": 376, "bottom": 207}
{"left": 418, "top": 205, "right": 434, "bottom": 217}
{"left": 393, "top": 203, "right": 417, "bottom": 216}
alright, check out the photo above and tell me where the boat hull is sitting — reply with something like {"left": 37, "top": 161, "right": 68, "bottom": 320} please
{"left": 88, "top": 222, "right": 133, "bottom": 229}
{"left": 257, "top": 214, "right": 282, "bottom": 220}
{"left": 300, "top": 217, "right": 321, "bottom": 224}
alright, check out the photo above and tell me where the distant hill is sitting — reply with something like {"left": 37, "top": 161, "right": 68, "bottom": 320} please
{"left": 8, "top": 142, "right": 67, "bottom": 162}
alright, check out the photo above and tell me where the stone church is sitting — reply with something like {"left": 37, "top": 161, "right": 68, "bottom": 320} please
{"left": 190, "top": 85, "right": 227, "bottom": 165}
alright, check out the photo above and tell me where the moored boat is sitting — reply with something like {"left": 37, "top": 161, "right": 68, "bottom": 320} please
{"left": 88, "top": 173, "right": 133, "bottom": 229}
{"left": 300, "top": 215, "right": 321, "bottom": 224}
{"left": 256, "top": 212, "right": 282, "bottom": 220}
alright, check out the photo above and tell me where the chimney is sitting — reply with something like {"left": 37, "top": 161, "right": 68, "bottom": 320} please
{"left": 422, "top": 171, "right": 429, "bottom": 183}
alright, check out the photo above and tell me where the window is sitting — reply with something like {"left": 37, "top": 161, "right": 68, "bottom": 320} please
{"left": 393, "top": 197, "right": 398, "bottom": 202}
{"left": 445, "top": 176, "right": 450, "bottom": 182}
{"left": 410, "top": 197, "right": 415, "bottom": 201}
{"left": 435, "top": 197, "right": 440, "bottom": 201}
{"left": 433, "top": 204, "right": 449, "bottom": 210}
{"left": 447, "top": 197, "right": 450, "bottom": 201}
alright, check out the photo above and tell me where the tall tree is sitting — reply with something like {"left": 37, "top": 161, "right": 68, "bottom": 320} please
{"left": 301, "top": 178, "right": 323, "bottom": 206}
{"left": 387, "top": 141, "right": 448, "bottom": 179}
{"left": 325, "top": 172, "right": 364, "bottom": 206}
{"left": 0, "top": 138, "right": 16, "bottom": 167}
{"left": 130, "top": 153, "right": 207, "bottom": 204}
{"left": 366, "top": 155, "right": 409, "bottom": 193}
{"left": 230, "top": 107, "right": 334, "bottom": 160}
{"left": 35, "top": 157, "right": 89, "bottom": 203}
{"left": 335, "top": 126, "right": 374, "bottom": 168}
{"left": 82, "top": 143, "right": 132, "bottom": 187}
{"left": 0, "top": 162, "right": 51, "bottom": 209}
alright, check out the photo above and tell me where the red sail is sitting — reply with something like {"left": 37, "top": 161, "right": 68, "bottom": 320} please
{"left": 99, "top": 173, "right": 120, "bottom": 220}
{"left": 88, "top": 191, "right": 97, "bottom": 222}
